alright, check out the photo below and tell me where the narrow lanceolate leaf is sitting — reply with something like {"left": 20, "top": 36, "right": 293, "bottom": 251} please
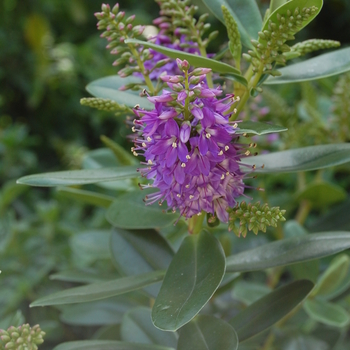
{"left": 236, "top": 121, "right": 287, "bottom": 135}
{"left": 30, "top": 270, "right": 165, "bottom": 307}
{"left": 230, "top": 280, "right": 314, "bottom": 342}
{"left": 86, "top": 75, "right": 153, "bottom": 110}
{"left": 226, "top": 232, "right": 350, "bottom": 272}
{"left": 17, "top": 166, "right": 139, "bottom": 187}
{"left": 201, "top": 0, "right": 262, "bottom": 49}
{"left": 106, "top": 190, "right": 178, "bottom": 229}
{"left": 242, "top": 144, "right": 350, "bottom": 173}
{"left": 125, "top": 39, "right": 247, "bottom": 87}
{"left": 53, "top": 340, "right": 174, "bottom": 350}
{"left": 178, "top": 315, "right": 238, "bottom": 350}
{"left": 152, "top": 231, "right": 226, "bottom": 331}
{"left": 304, "top": 299, "right": 350, "bottom": 327}
{"left": 57, "top": 187, "right": 114, "bottom": 208}
{"left": 265, "top": 47, "right": 350, "bottom": 84}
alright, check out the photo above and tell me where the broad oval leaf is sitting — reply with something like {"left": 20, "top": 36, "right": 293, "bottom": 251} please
{"left": 265, "top": 47, "right": 350, "bottom": 84}
{"left": 86, "top": 75, "right": 153, "bottom": 110}
{"left": 121, "top": 307, "right": 177, "bottom": 348}
{"left": 53, "top": 340, "right": 174, "bottom": 350}
{"left": 110, "top": 228, "right": 174, "bottom": 297}
{"left": 226, "top": 231, "right": 350, "bottom": 273}
{"left": 236, "top": 121, "right": 287, "bottom": 135}
{"left": 106, "top": 190, "right": 178, "bottom": 229}
{"left": 270, "top": 0, "right": 289, "bottom": 12}
{"left": 242, "top": 144, "right": 350, "bottom": 173}
{"left": 30, "top": 270, "right": 165, "bottom": 307}
{"left": 304, "top": 299, "right": 350, "bottom": 327}
{"left": 17, "top": 166, "right": 139, "bottom": 187}
{"left": 178, "top": 315, "right": 238, "bottom": 350}
{"left": 152, "top": 231, "right": 226, "bottom": 331}
{"left": 125, "top": 39, "right": 247, "bottom": 86}
{"left": 200, "top": 0, "right": 262, "bottom": 49}
{"left": 230, "top": 280, "right": 314, "bottom": 341}
{"left": 232, "top": 281, "right": 271, "bottom": 305}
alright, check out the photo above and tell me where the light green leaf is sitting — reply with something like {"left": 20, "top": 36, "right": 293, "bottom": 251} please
{"left": 53, "top": 340, "right": 174, "bottom": 350}
{"left": 178, "top": 315, "right": 238, "bottom": 350}
{"left": 236, "top": 121, "right": 287, "bottom": 135}
{"left": 226, "top": 232, "right": 350, "bottom": 272}
{"left": 232, "top": 281, "right": 271, "bottom": 305}
{"left": 152, "top": 231, "right": 226, "bottom": 331}
{"left": 50, "top": 269, "right": 116, "bottom": 284}
{"left": 57, "top": 187, "right": 114, "bottom": 208}
{"left": 121, "top": 307, "right": 177, "bottom": 348}
{"left": 304, "top": 299, "right": 350, "bottom": 327}
{"left": 242, "top": 144, "right": 350, "bottom": 173}
{"left": 269, "top": 0, "right": 288, "bottom": 12}
{"left": 230, "top": 280, "right": 314, "bottom": 341}
{"left": 17, "top": 166, "right": 139, "bottom": 187}
{"left": 110, "top": 228, "right": 174, "bottom": 297}
{"left": 30, "top": 270, "right": 165, "bottom": 307}
{"left": 265, "top": 47, "right": 350, "bottom": 84}
{"left": 125, "top": 39, "right": 247, "bottom": 86}
{"left": 295, "top": 181, "right": 346, "bottom": 208}
{"left": 86, "top": 75, "right": 153, "bottom": 110}
{"left": 283, "top": 335, "right": 329, "bottom": 350}
{"left": 201, "top": 0, "right": 262, "bottom": 49}
{"left": 106, "top": 190, "right": 178, "bottom": 229}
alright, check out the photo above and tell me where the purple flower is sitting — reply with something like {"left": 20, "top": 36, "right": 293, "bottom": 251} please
{"left": 132, "top": 61, "right": 250, "bottom": 223}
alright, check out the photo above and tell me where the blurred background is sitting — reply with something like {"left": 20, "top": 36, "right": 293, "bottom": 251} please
{"left": 0, "top": 0, "right": 349, "bottom": 348}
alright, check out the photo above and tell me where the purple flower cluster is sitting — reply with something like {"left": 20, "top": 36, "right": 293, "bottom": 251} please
{"left": 132, "top": 60, "right": 248, "bottom": 223}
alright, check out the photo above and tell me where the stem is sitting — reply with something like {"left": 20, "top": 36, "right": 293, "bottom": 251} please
{"left": 199, "top": 47, "right": 213, "bottom": 88}
{"left": 295, "top": 200, "right": 312, "bottom": 225}
{"left": 184, "top": 70, "right": 190, "bottom": 120}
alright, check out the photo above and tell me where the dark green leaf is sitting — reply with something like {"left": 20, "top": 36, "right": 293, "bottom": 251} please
{"left": 178, "top": 315, "right": 238, "bottom": 350}
{"left": 17, "top": 166, "right": 139, "bottom": 187}
{"left": 226, "top": 232, "right": 350, "bottom": 272}
{"left": 232, "top": 281, "right": 271, "bottom": 305}
{"left": 53, "top": 340, "right": 174, "bottom": 350}
{"left": 125, "top": 39, "right": 247, "bottom": 86}
{"left": 30, "top": 270, "right": 165, "bottom": 307}
{"left": 152, "top": 231, "right": 226, "bottom": 331}
{"left": 265, "top": 47, "right": 350, "bottom": 85}
{"left": 242, "top": 144, "right": 350, "bottom": 173}
{"left": 304, "top": 299, "right": 350, "bottom": 327}
{"left": 110, "top": 228, "right": 174, "bottom": 297}
{"left": 236, "top": 121, "right": 287, "bottom": 135}
{"left": 57, "top": 187, "right": 114, "bottom": 208}
{"left": 121, "top": 307, "right": 177, "bottom": 348}
{"left": 86, "top": 75, "right": 153, "bottom": 109}
{"left": 106, "top": 190, "right": 178, "bottom": 229}
{"left": 230, "top": 280, "right": 314, "bottom": 341}
{"left": 201, "top": 0, "right": 262, "bottom": 49}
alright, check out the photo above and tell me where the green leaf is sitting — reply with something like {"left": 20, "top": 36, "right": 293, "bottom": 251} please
{"left": 121, "top": 307, "right": 177, "bottom": 348}
{"left": 53, "top": 340, "right": 174, "bottom": 350}
{"left": 86, "top": 75, "right": 153, "bottom": 110}
{"left": 230, "top": 280, "right": 314, "bottom": 342}
{"left": 269, "top": 0, "right": 288, "bottom": 12}
{"left": 201, "top": 0, "right": 262, "bottom": 49}
{"left": 304, "top": 299, "right": 350, "bottom": 327}
{"left": 125, "top": 39, "right": 247, "bottom": 87}
{"left": 232, "top": 281, "right": 271, "bottom": 305}
{"left": 50, "top": 269, "right": 116, "bottom": 284}
{"left": 17, "top": 166, "right": 139, "bottom": 187}
{"left": 57, "top": 187, "right": 114, "bottom": 208}
{"left": 30, "top": 270, "right": 165, "bottom": 307}
{"left": 110, "top": 228, "right": 174, "bottom": 297}
{"left": 177, "top": 315, "right": 238, "bottom": 350}
{"left": 283, "top": 335, "right": 329, "bottom": 350}
{"left": 152, "top": 231, "right": 226, "bottom": 331}
{"left": 106, "top": 190, "right": 178, "bottom": 229}
{"left": 242, "top": 144, "right": 350, "bottom": 173}
{"left": 236, "top": 121, "right": 287, "bottom": 135}
{"left": 295, "top": 181, "right": 347, "bottom": 209}
{"left": 311, "top": 254, "right": 350, "bottom": 298}
{"left": 265, "top": 47, "right": 350, "bottom": 85}
{"left": 226, "top": 231, "right": 350, "bottom": 272}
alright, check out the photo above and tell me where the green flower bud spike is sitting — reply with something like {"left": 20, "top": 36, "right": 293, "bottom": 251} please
{"left": 227, "top": 201, "right": 286, "bottom": 238}
{"left": 288, "top": 39, "right": 341, "bottom": 58}
{"left": 0, "top": 324, "right": 45, "bottom": 350}
{"left": 221, "top": 5, "right": 242, "bottom": 68}
{"left": 80, "top": 97, "right": 132, "bottom": 113}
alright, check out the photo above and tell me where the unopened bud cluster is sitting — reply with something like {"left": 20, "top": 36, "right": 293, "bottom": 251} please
{"left": 0, "top": 324, "right": 45, "bottom": 350}
{"left": 289, "top": 39, "right": 340, "bottom": 57}
{"left": 227, "top": 201, "right": 286, "bottom": 237}
{"left": 244, "top": 6, "right": 318, "bottom": 75}
{"left": 80, "top": 97, "right": 132, "bottom": 113}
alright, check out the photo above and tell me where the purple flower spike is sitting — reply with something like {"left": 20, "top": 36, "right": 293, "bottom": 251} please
{"left": 133, "top": 64, "right": 248, "bottom": 224}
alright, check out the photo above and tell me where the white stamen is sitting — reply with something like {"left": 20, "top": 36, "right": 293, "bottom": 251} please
{"left": 197, "top": 212, "right": 202, "bottom": 216}
{"left": 172, "top": 142, "right": 177, "bottom": 148}
{"left": 132, "top": 127, "right": 136, "bottom": 132}
{"left": 236, "top": 96, "right": 240, "bottom": 102}
{"left": 185, "top": 185, "right": 190, "bottom": 188}
{"left": 221, "top": 174, "right": 225, "bottom": 180}
{"left": 225, "top": 146, "right": 230, "bottom": 151}
{"left": 133, "top": 151, "right": 138, "bottom": 156}
{"left": 245, "top": 150, "right": 251, "bottom": 156}
{"left": 233, "top": 108, "right": 237, "bottom": 113}
{"left": 177, "top": 194, "right": 181, "bottom": 198}
{"left": 218, "top": 150, "right": 223, "bottom": 156}
{"left": 189, "top": 195, "right": 194, "bottom": 199}
{"left": 186, "top": 155, "right": 191, "bottom": 159}
{"left": 233, "top": 123, "right": 238, "bottom": 128}
{"left": 181, "top": 163, "right": 186, "bottom": 168}
{"left": 206, "top": 133, "right": 211, "bottom": 139}
{"left": 148, "top": 160, "right": 153, "bottom": 165}
{"left": 142, "top": 142, "right": 147, "bottom": 147}
{"left": 147, "top": 137, "right": 152, "bottom": 141}
{"left": 226, "top": 171, "right": 230, "bottom": 175}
